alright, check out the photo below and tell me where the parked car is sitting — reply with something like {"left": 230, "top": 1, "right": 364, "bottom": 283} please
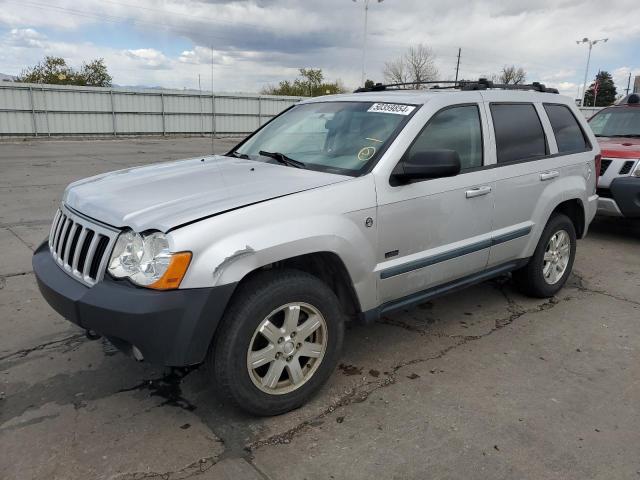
{"left": 589, "top": 93, "right": 640, "bottom": 218}
{"left": 33, "top": 80, "right": 599, "bottom": 415}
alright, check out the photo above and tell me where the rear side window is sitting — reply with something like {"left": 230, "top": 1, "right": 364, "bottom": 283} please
{"left": 407, "top": 104, "right": 483, "bottom": 170}
{"left": 544, "top": 104, "right": 590, "bottom": 153}
{"left": 490, "top": 104, "right": 548, "bottom": 163}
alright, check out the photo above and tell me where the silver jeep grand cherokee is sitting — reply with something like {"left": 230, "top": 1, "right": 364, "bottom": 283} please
{"left": 34, "top": 80, "right": 599, "bottom": 415}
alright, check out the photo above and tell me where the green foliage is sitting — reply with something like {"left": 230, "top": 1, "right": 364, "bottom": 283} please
{"left": 261, "top": 68, "right": 347, "bottom": 97}
{"left": 364, "top": 79, "right": 375, "bottom": 89}
{"left": 17, "top": 56, "right": 112, "bottom": 87}
{"left": 583, "top": 71, "right": 617, "bottom": 107}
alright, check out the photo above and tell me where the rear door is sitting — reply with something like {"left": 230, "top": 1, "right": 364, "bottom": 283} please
{"left": 484, "top": 96, "right": 592, "bottom": 267}
{"left": 483, "top": 100, "right": 552, "bottom": 267}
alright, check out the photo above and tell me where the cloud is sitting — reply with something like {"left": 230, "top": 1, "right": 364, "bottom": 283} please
{"left": 0, "top": 0, "right": 637, "bottom": 94}
{"left": 6, "top": 28, "right": 47, "bottom": 48}
{"left": 124, "top": 48, "right": 170, "bottom": 69}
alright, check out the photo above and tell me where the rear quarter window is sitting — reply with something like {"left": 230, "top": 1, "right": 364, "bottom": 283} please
{"left": 490, "top": 103, "right": 548, "bottom": 163}
{"left": 543, "top": 104, "right": 590, "bottom": 153}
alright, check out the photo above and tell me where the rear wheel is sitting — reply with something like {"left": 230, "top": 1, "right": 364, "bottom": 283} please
{"left": 513, "top": 213, "right": 576, "bottom": 298}
{"left": 209, "top": 269, "right": 344, "bottom": 416}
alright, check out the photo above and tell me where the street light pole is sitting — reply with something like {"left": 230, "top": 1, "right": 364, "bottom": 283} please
{"left": 354, "top": 0, "right": 383, "bottom": 87}
{"left": 576, "top": 37, "right": 608, "bottom": 107}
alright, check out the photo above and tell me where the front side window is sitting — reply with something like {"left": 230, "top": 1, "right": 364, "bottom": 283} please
{"left": 589, "top": 107, "right": 640, "bottom": 137}
{"left": 544, "top": 104, "right": 590, "bottom": 153}
{"left": 234, "top": 101, "right": 416, "bottom": 175}
{"left": 491, "top": 103, "right": 547, "bottom": 163}
{"left": 406, "top": 105, "right": 483, "bottom": 170}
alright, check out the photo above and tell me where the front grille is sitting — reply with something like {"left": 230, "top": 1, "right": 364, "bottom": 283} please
{"left": 619, "top": 160, "right": 636, "bottom": 175}
{"left": 48, "top": 205, "right": 119, "bottom": 286}
{"left": 600, "top": 159, "right": 612, "bottom": 176}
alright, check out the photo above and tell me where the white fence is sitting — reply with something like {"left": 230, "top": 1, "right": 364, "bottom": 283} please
{"left": 0, "top": 82, "right": 303, "bottom": 137}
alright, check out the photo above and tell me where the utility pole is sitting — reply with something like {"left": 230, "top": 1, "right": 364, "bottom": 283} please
{"left": 454, "top": 48, "right": 461, "bottom": 85}
{"left": 625, "top": 71, "right": 631, "bottom": 96}
{"left": 211, "top": 45, "right": 215, "bottom": 155}
{"left": 353, "top": 0, "right": 384, "bottom": 87}
{"left": 576, "top": 37, "right": 608, "bottom": 107}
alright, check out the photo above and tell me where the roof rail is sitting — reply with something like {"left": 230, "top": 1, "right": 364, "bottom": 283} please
{"left": 354, "top": 78, "right": 559, "bottom": 94}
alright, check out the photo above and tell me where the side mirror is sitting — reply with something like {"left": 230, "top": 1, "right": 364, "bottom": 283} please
{"left": 392, "top": 149, "right": 462, "bottom": 183}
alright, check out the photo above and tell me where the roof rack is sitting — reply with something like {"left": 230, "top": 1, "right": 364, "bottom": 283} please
{"left": 354, "top": 78, "right": 559, "bottom": 94}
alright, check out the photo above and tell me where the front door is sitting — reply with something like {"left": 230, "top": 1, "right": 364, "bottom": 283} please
{"left": 375, "top": 100, "right": 495, "bottom": 304}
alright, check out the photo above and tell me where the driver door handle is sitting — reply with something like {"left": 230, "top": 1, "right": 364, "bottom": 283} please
{"left": 465, "top": 186, "right": 492, "bottom": 198}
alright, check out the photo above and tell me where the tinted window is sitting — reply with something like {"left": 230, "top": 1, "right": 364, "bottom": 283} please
{"left": 491, "top": 104, "right": 547, "bottom": 163}
{"left": 544, "top": 104, "right": 589, "bottom": 153}
{"left": 408, "top": 105, "right": 483, "bottom": 170}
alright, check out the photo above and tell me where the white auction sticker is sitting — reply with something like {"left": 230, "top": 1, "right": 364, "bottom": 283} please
{"left": 367, "top": 103, "right": 416, "bottom": 115}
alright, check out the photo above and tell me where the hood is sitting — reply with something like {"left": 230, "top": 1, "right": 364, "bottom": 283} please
{"left": 64, "top": 155, "right": 350, "bottom": 232}
{"left": 596, "top": 137, "right": 640, "bottom": 159}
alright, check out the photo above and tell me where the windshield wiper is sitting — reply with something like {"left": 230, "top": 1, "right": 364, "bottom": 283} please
{"left": 259, "top": 150, "right": 306, "bottom": 169}
{"left": 228, "top": 151, "right": 250, "bottom": 159}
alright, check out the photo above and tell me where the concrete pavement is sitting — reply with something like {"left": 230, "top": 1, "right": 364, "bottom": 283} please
{"left": 1, "top": 137, "right": 638, "bottom": 479}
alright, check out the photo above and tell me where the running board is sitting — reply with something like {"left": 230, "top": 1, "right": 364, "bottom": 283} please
{"left": 358, "top": 259, "right": 528, "bottom": 324}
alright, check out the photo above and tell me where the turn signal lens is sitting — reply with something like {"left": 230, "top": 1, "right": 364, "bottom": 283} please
{"left": 148, "top": 252, "right": 192, "bottom": 290}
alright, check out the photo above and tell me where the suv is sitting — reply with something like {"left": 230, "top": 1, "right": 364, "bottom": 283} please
{"left": 589, "top": 93, "right": 640, "bottom": 218}
{"left": 34, "top": 80, "right": 599, "bottom": 415}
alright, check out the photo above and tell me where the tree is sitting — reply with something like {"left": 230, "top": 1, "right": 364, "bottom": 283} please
{"left": 498, "top": 65, "right": 526, "bottom": 84}
{"left": 17, "top": 56, "right": 112, "bottom": 87}
{"left": 76, "top": 59, "right": 112, "bottom": 87}
{"left": 584, "top": 71, "right": 617, "bottom": 107}
{"left": 261, "top": 68, "right": 347, "bottom": 97}
{"left": 383, "top": 44, "right": 438, "bottom": 87}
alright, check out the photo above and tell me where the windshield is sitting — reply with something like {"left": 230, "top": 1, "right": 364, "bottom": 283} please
{"left": 233, "top": 101, "right": 417, "bottom": 175}
{"left": 589, "top": 108, "right": 640, "bottom": 137}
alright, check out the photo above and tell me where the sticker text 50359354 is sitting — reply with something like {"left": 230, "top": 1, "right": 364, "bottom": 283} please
{"left": 367, "top": 103, "right": 416, "bottom": 115}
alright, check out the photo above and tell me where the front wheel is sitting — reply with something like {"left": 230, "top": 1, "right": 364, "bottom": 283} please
{"left": 209, "top": 269, "right": 344, "bottom": 416}
{"left": 513, "top": 213, "right": 577, "bottom": 298}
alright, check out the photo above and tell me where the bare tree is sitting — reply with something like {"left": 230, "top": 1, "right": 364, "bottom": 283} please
{"left": 383, "top": 58, "right": 409, "bottom": 84}
{"left": 499, "top": 65, "right": 526, "bottom": 84}
{"left": 383, "top": 44, "right": 438, "bottom": 87}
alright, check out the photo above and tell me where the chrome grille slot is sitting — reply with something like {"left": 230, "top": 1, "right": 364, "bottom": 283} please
{"left": 47, "top": 205, "right": 119, "bottom": 286}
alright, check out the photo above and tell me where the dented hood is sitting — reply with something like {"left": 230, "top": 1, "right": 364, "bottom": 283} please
{"left": 63, "top": 155, "right": 350, "bottom": 232}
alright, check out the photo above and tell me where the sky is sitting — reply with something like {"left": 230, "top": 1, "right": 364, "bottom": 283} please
{"left": 0, "top": 0, "right": 639, "bottom": 99}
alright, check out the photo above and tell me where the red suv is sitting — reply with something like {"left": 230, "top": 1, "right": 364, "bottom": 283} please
{"left": 588, "top": 93, "right": 640, "bottom": 218}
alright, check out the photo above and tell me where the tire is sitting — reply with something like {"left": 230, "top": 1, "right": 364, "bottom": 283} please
{"left": 209, "top": 269, "right": 345, "bottom": 416}
{"left": 513, "top": 213, "right": 577, "bottom": 298}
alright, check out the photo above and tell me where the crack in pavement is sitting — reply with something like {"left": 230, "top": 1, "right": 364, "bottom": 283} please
{"left": 114, "top": 454, "right": 220, "bottom": 480}
{"left": 0, "top": 333, "right": 87, "bottom": 363}
{"left": 247, "top": 285, "right": 565, "bottom": 452}
{"left": 0, "top": 271, "right": 33, "bottom": 281}
{"left": 570, "top": 271, "right": 640, "bottom": 307}
{"left": 0, "top": 220, "right": 51, "bottom": 229}
{"left": 6, "top": 226, "right": 35, "bottom": 252}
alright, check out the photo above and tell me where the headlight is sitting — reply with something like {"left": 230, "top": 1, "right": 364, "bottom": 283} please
{"left": 108, "top": 230, "right": 191, "bottom": 290}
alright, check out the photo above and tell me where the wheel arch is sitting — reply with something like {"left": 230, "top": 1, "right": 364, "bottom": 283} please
{"left": 233, "top": 251, "right": 362, "bottom": 319}
{"left": 550, "top": 198, "right": 586, "bottom": 239}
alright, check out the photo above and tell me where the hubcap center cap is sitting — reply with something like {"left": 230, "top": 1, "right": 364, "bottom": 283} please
{"left": 282, "top": 341, "right": 295, "bottom": 356}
